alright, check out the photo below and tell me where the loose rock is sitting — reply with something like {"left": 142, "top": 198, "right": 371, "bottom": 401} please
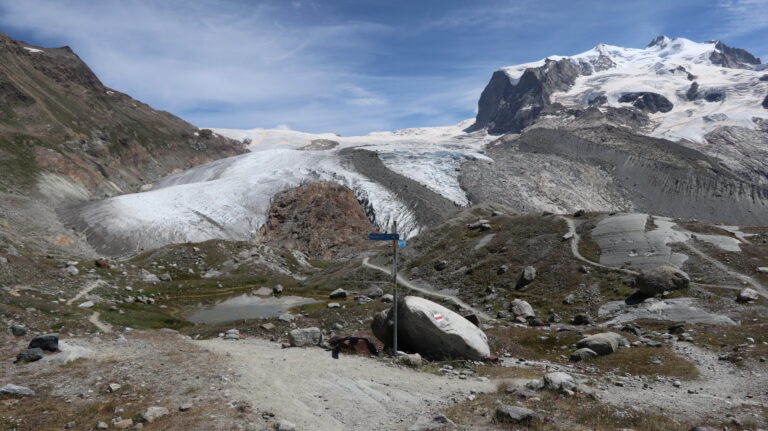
{"left": 329, "top": 288, "right": 348, "bottom": 299}
{"left": 0, "top": 384, "right": 35, "bottom": 396}
{"left": 141, "top": 406, "right": 169, "bottom": 423}
{"left": 28, "top": 333, "right": 59, "bottom": 352}
{"left": 15, "top": 348, "right": 44, "bottom": 364}
{"left": 570, "top": 347, "right": 598, "bottom": 362}
{"left": 636, "top": 266, "right": 690, "bottom": 296}
{"left": 515, "top": 266, "right": 537, "bottom": 289}
{"left": 494, "top": 405, "right": 536, "bottom": 424}
{"left": 288, "top": 327, "right": 323, "bottom": 347}
{"left": 736, "top": 288, "right": 759, "bottom": 303}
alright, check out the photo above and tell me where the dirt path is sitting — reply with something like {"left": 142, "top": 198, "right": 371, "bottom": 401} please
{"left": 557, "top": 216, "right": 639, "bottom": 276}
{"left": 65, "top": 279, "right": 107, "bottom": 306}
{"left": 197, "top": 338, "right": 495, "bottom": 431}
{"left": 682, "top": 241, "right": 768, "bottom": 298}
{"left": 87, "top": 311, "right": 112, "bottom": 333}
{"left": 362, "top": 257, "right": 495, "bottom": 321}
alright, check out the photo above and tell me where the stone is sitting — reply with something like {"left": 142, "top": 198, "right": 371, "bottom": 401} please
{"left": 756, "top": 267, "right": 768, "bottom": 274}
{"left": 494, "top": 405, "right": 535, "bottom": 424}
{"left": 273, "top": 284, "right": 284, "bottom": 294}
{"left": 254, "top": 287, "right": 273, "bottom": 296}
{"left": 0, "top": 256, "right": 7, "bottom": 264}
{"left": 66, "top": 422, "right": 76, "bottom": 429}
{"left": 288, "top": 327, "right": 323, "bottom": 347}
{"left": 28, "top": 333, "right": 59, "bottom": 352}
{"left": 224, "top": 329, "right": 240, "bottom": 340}
{"left": 65, "top": 265, "right": 79, "bottom": 276}
{"left": 329, "top": 288, "right": 347, "bottom": 299}
{"left": 571, "top": 313, "right": 592, "bottom": 325}
{"left": 107, "top": 383, "right": 121, "bottom": 393}
{"left": 278, "top": 313, "right": 296, "bottom": 322}
{"left": 397, "top": 352, "right": 423, "bottom": 367}
{"left": 15, "top": 348, "right": 44, "bottom": 363}
{"left": 408, "top": 414, "right": 456, "bottom": 431}
{"left": 141, "top": 406, "right": 169, "bottom": 423}
{"left": 355, "top": 295, "right": 373, "bottom": 305}
{"left": 365, "top": 287, "right": 384, "bottom": 298}
{"left": 158, "top": 273, "right": 172, "bottom": 282}
{"left": 372, "top": 296, "right": 490, "bottom": 360}
{"left": 139, "top": 269, "right": 160, "bottom": 283}
{"left": 0, "top": 384, "right": 35, "bottom": 396}
{"left": 96, "top": 421, "right": 108, "bottom": 429}
{"left": 562, "top": 294, "right": 575, "bottom": 305}
{"left": 10, "top": 325, "right": 27, "bottom": 337}
{"left": 273, "top": 420, "right": 296, "bottom": 431}
{"left": 736, "top": 288, "right": 759, "bottom": 303}
{"left": 689, "top": 427, "right": 720, "bottom": 431}
{"left": 380, "top": 294, "right": 394, "bottom": 303}
{"left": 78, "top": 301, "right": 95, "bottom": 308}
{"left": 260, "top": 323, "right": 275, "bottom": 330}
{"left": 636, "top": 266, "right": 690, "bottom": 296}
{"left": 573, "top": 209, "right": 586, "bottom": 217}
{"left": 505, "top": 387, "right": 540, "bottom": 399}
{"left": 515, "top": 266, "right": 536, "bottom": 288}
{"left": 327, "top": 302, "right": 341, "bottom": 308}
{"left": 570, "top": 347, "right": 598, "bottom": 362}
{"left": 668, "top": 323, "right": 686, "bottom": 335}
{"left": 542, "top": 372, "right": 576, "bottom": 391}
{"left": 576, "top": 332, "right": 628, "bottom": 356}
{"left": 114, "top": 419, "right": 133, "bottom": 429}
{"left": 433, "top": 260, "right": 448, "bottom": 271}
{"left": 510, "top": 299, "right": 535, "bottom": 318}
{"left": 467, "top": 219, "right": 489, "bottom": 229}
{"left": 179, "top": 403, "right": 192, "bottom": 412}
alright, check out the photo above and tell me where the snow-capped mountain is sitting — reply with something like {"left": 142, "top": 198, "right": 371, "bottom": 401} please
{"left": 61, "top": 36, "right": 768, "bottom": 256}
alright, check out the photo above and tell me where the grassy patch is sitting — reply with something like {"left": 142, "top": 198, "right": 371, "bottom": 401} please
{"left": 445, "top": 387, "right": 696, "bottom": 431}
{"left": 486, "top": 327, "right": 698, "bottom": 379}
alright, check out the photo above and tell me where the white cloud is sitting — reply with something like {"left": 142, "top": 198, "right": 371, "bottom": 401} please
{"left": 717, "top": 0, "right": 768, "bottom": 37}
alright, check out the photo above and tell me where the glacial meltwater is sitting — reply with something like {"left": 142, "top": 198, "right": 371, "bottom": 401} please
{"left": 187, "top": 294, "right": 318, "bottom": 324}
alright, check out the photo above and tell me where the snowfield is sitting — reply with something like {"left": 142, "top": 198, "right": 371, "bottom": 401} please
{"left": 502, "top": 37, "right": 768, "bottom": 143}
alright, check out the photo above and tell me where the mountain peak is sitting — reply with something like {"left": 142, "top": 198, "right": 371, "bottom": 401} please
{"left": 647, "top": 35, "right": 671, "bottom": 48}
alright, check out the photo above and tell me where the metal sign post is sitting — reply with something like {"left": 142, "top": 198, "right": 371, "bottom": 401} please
{"left": 367, "top": 225, "right": 404, "bottom": 356}
{"left": 392, "top": 221, "right": 398, "bottom": 356}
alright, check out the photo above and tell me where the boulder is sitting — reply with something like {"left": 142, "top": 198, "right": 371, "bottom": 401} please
{"left": 380, "top": 294, "right": 394, "bottom": 303}
{"left": 570, "top": 347, "right": 598, "bottom": 362}
{"left": 433, "top": 260, "right": 448, "bottom": 271}
{"left": 736, "top": 288, "right": 759, "bottom": 303}
{"left": 28, "top": 334, "right": 59, "bottom": 352}
{"left": 408, "top": 413, "right": 456, "bottom": 431}
{"left": 288, "top": 327, "right": 323, "bottom": 347}
{"left": 15, "top": 348, "right": 44, "bottom": 363}
{"left": 576, "top": 332, "right": 628, "bottom": 356}
{"left": 494, "top": 405, "right": 536, "bottom": 424}
{"left": 371, "top": 296, "right": 490, "bottom": 360}
{"left": 757, "top": 266, "right": 768, "bottom": 274}
{"left": 223, "top": 329, "right": 240, "bottom": 340}
{"left": 510, "top": 299, "right": 535, "bottom": 318}
{"left": 78, "top": 301, "right": 95, "bottom": 308}
{"left": 505, "top": 387, "right": 540, "bottom": 399}
{"left": 571, "top": 313, "right": 592, "bottom": 325}
{"left": 254, "top": 287, "right": 273, "bottom": 296}
{"left": 636, "top": 266, "right": 690, "bottom": 296}
{"left": 515, "top": 266, "right": 537, "bottom": 288}
{"left": 365, "top": 287, "right": 384, "bottom": 298}
{"left": 329, "top": 288, "right": 348, "bottom": 299}
{"left": 273, "top": 420, "right": 296, "bottom": 431}
{"left": 542, "top": 372, "right": 576, "bottom": 391}
{"left": 10, "top": 325, "right": 27, "bottom": 337}
{"left": 159, "top": 273, "right": 172, "bottom": 282}
{"left": 0, "top": 384, "right": 35, "bottom": 396}
{"left": 65, "top": 265, "right": 79, "bottom": 276}
{"left": 141, "top": 406, "right": 169, "bottom": 423}
{"left": 273, "top": 284, "right": 284, "bottom": 294}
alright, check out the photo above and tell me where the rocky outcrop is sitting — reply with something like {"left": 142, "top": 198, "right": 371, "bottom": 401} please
{"left": 372, "top": 296, "right": 490, "bottom": 360}
{"left": 473, "top": 58, "right": 581, "bottom": 134}
{"left": 636, "top": 266, "right": 690, "bottom": 296}
{"left": 708, "top": 40, "right": 762, "bottom": 69}
{"left": 618, "top": 92, "right": 673, "bottom": 113}
{"left": 258, "top": 182, "right": 376, "bottom": 259}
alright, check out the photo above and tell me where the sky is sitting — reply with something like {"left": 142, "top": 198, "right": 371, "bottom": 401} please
{"left": 0, "top": 0, "right": 766, "bottom": 135}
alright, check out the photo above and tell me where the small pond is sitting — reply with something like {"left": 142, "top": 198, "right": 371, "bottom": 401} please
{"left": 187, "top": 294, "right": 318, "bottom": 324}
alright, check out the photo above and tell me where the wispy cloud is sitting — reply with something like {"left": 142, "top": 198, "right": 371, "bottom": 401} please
{"left": 717, "top": 0, "right": 768, "bottom": 37}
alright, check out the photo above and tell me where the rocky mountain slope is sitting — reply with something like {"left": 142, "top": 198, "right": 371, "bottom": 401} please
{"left": 0, "top": 31, "right": 245, "bottom": 256}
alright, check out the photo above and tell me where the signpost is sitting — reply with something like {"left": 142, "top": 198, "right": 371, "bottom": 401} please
{"left": 368, "top": 223, "right": 401, "bottom": 355}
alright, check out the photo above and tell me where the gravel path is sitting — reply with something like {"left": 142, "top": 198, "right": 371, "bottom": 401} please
{"left": 197, "top": 338, "right": 495, "bottom": 431}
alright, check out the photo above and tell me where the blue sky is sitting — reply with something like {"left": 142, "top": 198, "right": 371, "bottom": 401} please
{"left": 1, "top": 0, "right": 766, "bottom": 135}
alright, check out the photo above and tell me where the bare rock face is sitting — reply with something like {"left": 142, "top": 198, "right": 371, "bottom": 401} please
{"left": 618, "top": 92, "right": 673, "bottom": 113}
{"left": 372, "top": 296, "right": 490, "bottom": 360}
{"left": 636, "top": 266, "right": 690, "bottom": 296}
{"left": 258, "top": 181, "right": 376, "bottom": 259}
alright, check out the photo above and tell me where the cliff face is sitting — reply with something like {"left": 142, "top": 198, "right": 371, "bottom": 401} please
{"left": 0, "top": 31, "right": 245, "bottom": 201}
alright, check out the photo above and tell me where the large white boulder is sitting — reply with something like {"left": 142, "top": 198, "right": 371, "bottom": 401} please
{"left": 576, "top": 332, "right": 628, "bottom": 356}
{"left": 372, "top": 296, "right": 490, "bottom": 360}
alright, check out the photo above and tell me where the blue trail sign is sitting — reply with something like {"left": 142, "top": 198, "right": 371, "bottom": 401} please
{"left": 368, "top": 233, "right": 400, "bottom": 241}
